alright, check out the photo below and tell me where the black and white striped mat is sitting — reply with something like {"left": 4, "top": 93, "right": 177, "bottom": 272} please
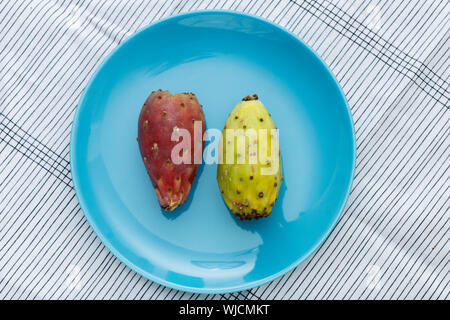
{"left": 0, "top": 0, "right": 448, "bottom": 299}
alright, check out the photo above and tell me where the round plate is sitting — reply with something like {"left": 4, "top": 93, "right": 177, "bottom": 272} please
{"left": 70, "top": 11, "right": 356, "bottom": 294}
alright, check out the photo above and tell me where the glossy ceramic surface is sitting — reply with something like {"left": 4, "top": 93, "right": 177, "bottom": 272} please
{"left": 70, "top": 11, "right": 356, "bottom": 293}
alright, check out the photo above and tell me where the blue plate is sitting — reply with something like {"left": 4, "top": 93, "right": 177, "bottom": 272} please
{"left": 70, "top": 11, "right": 356, "bottom": 294}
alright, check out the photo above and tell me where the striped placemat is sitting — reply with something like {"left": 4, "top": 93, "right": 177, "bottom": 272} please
{"left": 0, "top": 0, "right": 448, "bottom": 299}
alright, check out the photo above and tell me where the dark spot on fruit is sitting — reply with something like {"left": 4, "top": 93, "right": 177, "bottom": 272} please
{"left": 158, "top": 96, "right": 162, "bottom": 99}
{"left": 270, "top": 202, "right": 274, "bottom": 207}
{"left": 274, "top": 183, "right": 277, "bottom": 187}
{"left": 243, "top": 125, "right": 247, "bottom": 129}
{"left": 239, "top": 178, "right": 243, "bottom": 181}
{"left": 161, "top": 111, "right": 167, "bottom": 117}
{"left": 258, "top": 192, "right": 264, "bottom": 198}
{"left": 237, "top": 190, "right": 240, "bottom": 194}
{"left": 259, "top": 118, "right": 263, "bottom": 122}
{"left": 250, "top": 176, "right": 253, "bottom": 180}
{"left": 180, "top": 103, "right": 185, "bottom": 107}
{"left": 242, "top": 94, "right": 258, "bottom": 101}
{"left": 235, "top": 116, "right": 238, "bottom": 119}
{"left": 166, "top": 159, "right": 171, "bottom": 167}
{"left": 176, "top": 176, "right": 180, "bottom": 181}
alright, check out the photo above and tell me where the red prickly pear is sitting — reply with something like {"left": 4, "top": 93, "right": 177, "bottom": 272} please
{"left": 138, "top": 90, "right": 205, "bottom": 211}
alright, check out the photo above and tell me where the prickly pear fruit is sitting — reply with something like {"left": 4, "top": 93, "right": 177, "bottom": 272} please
{"left": 217, "top": 94, "right": 282, "bottom": 220}
{"left": 138, "top": 90, "right": 205, "bottom": 211}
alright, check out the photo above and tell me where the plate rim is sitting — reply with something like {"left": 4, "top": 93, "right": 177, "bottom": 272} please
{"left": 70, "top": 10, "right": 357, "bottom": 294}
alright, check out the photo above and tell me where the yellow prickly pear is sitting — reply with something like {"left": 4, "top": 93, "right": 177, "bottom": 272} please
{"left": 217, "top": 94, "right": 282, "bottom": 220}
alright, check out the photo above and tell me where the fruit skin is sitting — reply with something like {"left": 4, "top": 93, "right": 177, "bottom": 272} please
{"left": 217, "top": 94, "right": 283, "bottom": 220}
{"left": 138, "top": 90, "right": 205, "bottom": 211}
